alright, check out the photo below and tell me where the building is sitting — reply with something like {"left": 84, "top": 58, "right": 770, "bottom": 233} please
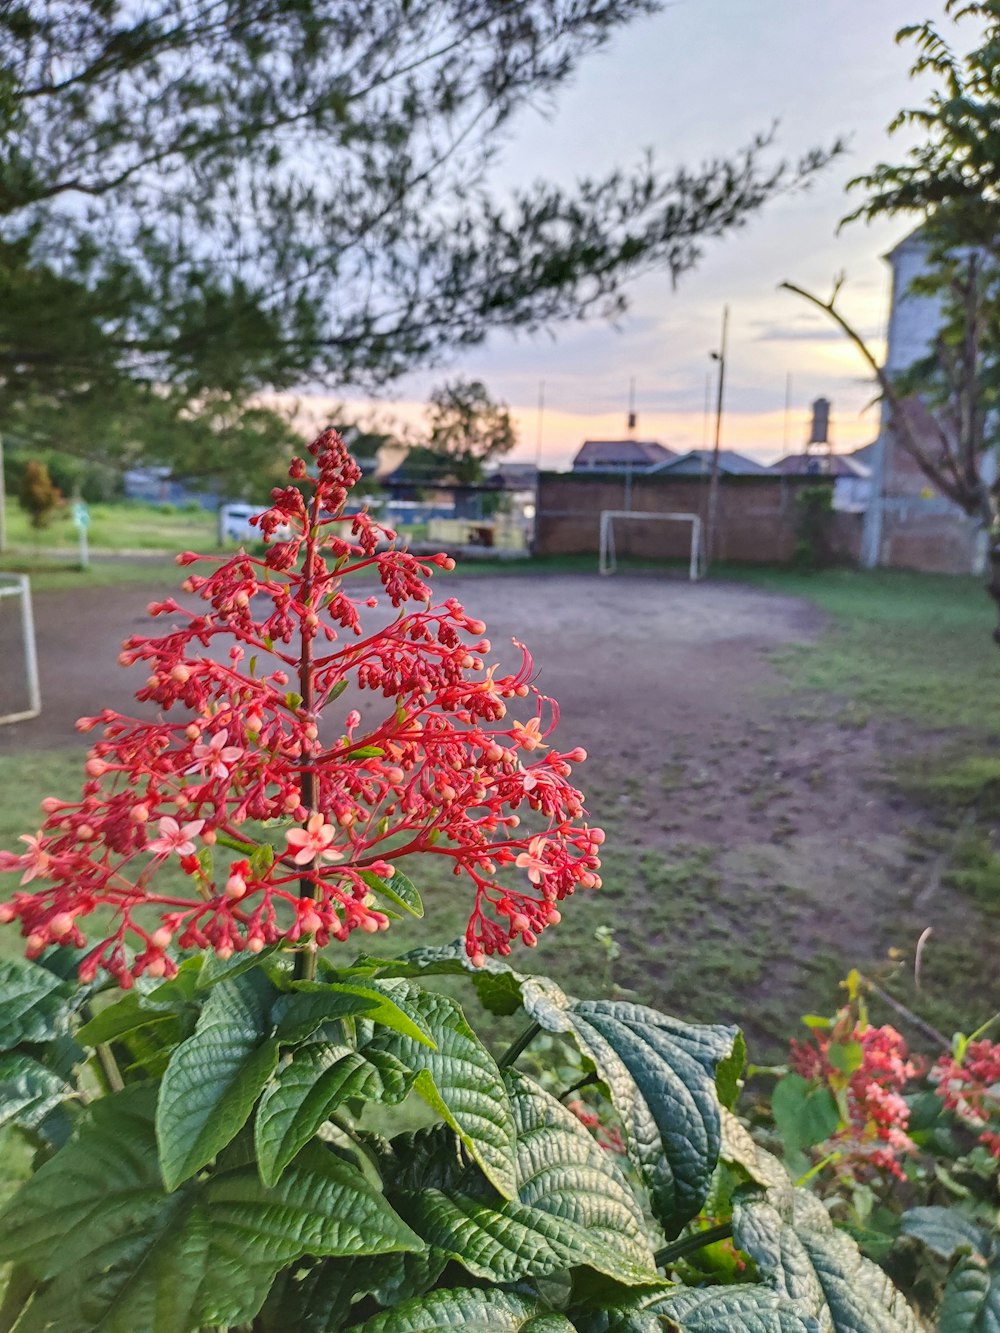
{"left": 649, "top": 448, "right": 770, "bottom": 477}
{"left": 571, "top": 439, "right": 674, "bottom": 472}
{"left": 769, "top": 452, "right": 872, "bottom": 512}
{"left": 860, "top": 228, "right": 986, "bottom": 573}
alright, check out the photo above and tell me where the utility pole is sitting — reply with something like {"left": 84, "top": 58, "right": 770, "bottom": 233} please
{"left": 706, "top": 306, "right": 729, "bottom": 566}
{"left": 534, "top": 380, "right": 545, "bottom": 469}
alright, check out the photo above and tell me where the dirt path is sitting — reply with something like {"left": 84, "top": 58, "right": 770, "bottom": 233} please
{"left": 1, "top": 571, "right": 990, "bottom": 1052}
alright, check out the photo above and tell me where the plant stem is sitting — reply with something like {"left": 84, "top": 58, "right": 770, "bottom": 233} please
{"left": 497, "top": 1020, "right": 541, "bottom": 1069}
{"left": 654, "top": 1221, "right": 734, "bottom": 1269}
{"left": 558, "top": 1072, "right": 598, "bottom": 1101}
{"left": 856, "top": 973, "right": 951, "bottom": 1052}
{"left": 0, "top": 1265, "right": 37, "bottom": 1333}
{"left": 294, "top": 499, "right": 320, "bottom": 985}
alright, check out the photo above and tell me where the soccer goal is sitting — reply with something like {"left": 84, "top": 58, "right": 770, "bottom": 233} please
{"left": 0, "top": 575, "right": 41, "bottom": 726}
{"left": 598, "top": 510, "right": 704, "bottom": 581}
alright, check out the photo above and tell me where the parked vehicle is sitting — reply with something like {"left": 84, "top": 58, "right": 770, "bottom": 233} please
{"left": 217, "top": 503, "right": 290, "bottom": 544}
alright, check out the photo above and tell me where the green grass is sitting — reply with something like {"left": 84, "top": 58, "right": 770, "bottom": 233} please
{"left": 3, "top": 497, "right": 217, "bottom": 552}
{"left": 725, "top": 567, "right": 998, "bottom": 731}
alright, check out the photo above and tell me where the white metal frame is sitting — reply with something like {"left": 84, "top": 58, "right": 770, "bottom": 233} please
{"left": 0, "top": 575, "right": 41, "bottom": 725}
{"left": 598, "top": 510, "right": 704, "bottom": 581}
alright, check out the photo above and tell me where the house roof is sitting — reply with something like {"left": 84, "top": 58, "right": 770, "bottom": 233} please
{"left": 770, "top": 452, "right": 871, "bottom": 479}
{"left": 572, "top": 439, "right": 674, "bottom": 469}
{"left": 649, "top": 449, "right": 770, "bottom": 477}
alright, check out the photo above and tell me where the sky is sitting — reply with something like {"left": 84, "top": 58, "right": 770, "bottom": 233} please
{"left": 300, "top": 0, "right": 956, "bottom": 469}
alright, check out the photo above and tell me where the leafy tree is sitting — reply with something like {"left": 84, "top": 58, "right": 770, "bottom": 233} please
{"left": 424, "top": 378, "right": 517, "bottom": 484}
{"left": 17, "top": 458, "right": 61, "bottom": 529}
{"left": 784, "top": 2, "right": 1000, "bottom": 632}
{"left": 1, "top": 1, "right": 840, "bottom": 487}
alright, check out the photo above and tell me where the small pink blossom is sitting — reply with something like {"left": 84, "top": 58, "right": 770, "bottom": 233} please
{"left": 515, "top": 835, "right": 549, "bottom": 885}
{"left": 16, "top": 834, "right": 50, "bottom": 885}
{"left": 147, "top": 817, "right": 205, "bottom": 857}
{"left": 286, "top": 812, "right": 344, "bottom": 866}
{"left": 191, "top": 729, "right": 243, "bottom": 780}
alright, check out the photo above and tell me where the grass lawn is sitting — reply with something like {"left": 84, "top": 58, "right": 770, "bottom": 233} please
{"left": 725, "top": 566, "right": 997, "bottom": 732}
{"left": 2, "top": 497, "right": 218, "bottom": 552}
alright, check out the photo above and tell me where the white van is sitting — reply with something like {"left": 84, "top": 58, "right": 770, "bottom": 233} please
{"left": 218, "top": 503, "right": 291, "bottom": 545}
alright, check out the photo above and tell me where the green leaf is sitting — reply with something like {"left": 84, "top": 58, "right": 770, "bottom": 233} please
{"left": 0, "top": 1087, "right": 423, "bottom": 1332}
{"left": 653, "top": 1286, "right": 822, "bottom": 1332}
{"left": 351, "top": 745, "right": 385, "bottom": 758}
{"left": 76, "top": 992, "right": 180, "bottom": 1047}
{"left": 345, "top": 1286, "right": 574, "bottom": 1331}
{"left": 196, "top": 942, "right": 281, "bottom": 989}
{"left": 574, "top": 1284, "right": 821, "bottom": 1332}
{"left": 275, "top": 980, "right": 437, "bottom": 1047}
{"left": 720, "top": 1108, "right": 791, "bottom": 1189}
{"left": 391, "top": 1071, "right": 658, "bottom": 1287}
{"left": 361, "top": 985, "right": 517, "bottom": 1198}
{"left": 255, "top": 1043, "right": 413, "bottom": 1185}
{"left": 0, "top": 957, "right": 68, "bottom": 1049}
{"left": 771, "top": 1074, "right": 840, "bottom": 1155}
{"left": 827, "top": 1041, "right": 864, "bottom": 1075}
{"left": 899, "top": 1206, "right": 988, "bottom": 1262}
{"left": 733, "top": 1184, "right": 926, "bottom": 1332}
{"left": 937, "top": 1253, "right": 996, "bottom": 1332}
{"left": 0, "top": 1052, "right": 75, "bottom": 1132}
{"left": 473, "top": 968, "right": 526, "bottom": 1016}
{"left": 157, "top": 970, "right": 279, "bottom": 1190}
{"left": 521, "top": 978, "right": 738, "bottom": 1237}
{"left": 359, "top": 867, "right": 424, "bottom": 918}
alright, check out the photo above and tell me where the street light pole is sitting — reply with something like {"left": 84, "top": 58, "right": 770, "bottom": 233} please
{"left": 706, "top": 305, "right": 729, "bottom": 568}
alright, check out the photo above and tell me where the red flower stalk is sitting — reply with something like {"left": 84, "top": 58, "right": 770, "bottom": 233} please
{"left": 0, "top": 430, "right": 603, "bottom": 985}
{"left": 790, "top": 1022, "right": 920, "bottom": 1180}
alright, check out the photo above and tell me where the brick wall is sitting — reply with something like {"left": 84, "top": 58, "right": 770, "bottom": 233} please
{"left": 535, "top": 472, "right": 851, "bottom": 564}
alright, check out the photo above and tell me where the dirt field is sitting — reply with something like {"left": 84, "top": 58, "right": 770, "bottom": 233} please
{"left": 1, "top": 571, "right": 995, "bottom": 1055}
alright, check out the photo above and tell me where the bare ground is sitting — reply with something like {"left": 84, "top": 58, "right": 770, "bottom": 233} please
{"left": 0, "top": 571, "right": 993, "bottom": 1052}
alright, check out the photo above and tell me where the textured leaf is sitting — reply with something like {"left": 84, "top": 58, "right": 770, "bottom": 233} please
{"left": 362, "top": 985, "right": 517, "bottom": 1198}
{"left": 274, "top": 980, "right": 436, "bottom": 1047}
{"left": 0, "top": 1087, "right": 423, "bottom": 1332}
{"left": 0, "top": 1052, "right": 74, "bottom": 1132}
{"left": 473, "top": 968, "right": 526, "bottom": 1016}
{"left": 75, "top": 992, "right": 180, "bottom": 1048}
{"left": 937, "top": 1253, "right": 992, "bottom": 1332}
{"left": 720, "top": 1107, "right": 791, "bottom": 1189}
{"left": 391, "top": 1071, "right": 658, "bottom": 1287}
{"left": 359, "top": 867, "right": 424, "bottom": 918}
{"left": 157, "top": 970, "right": 279, "bottom": 1189}
{"left": 345, "top": 1286, "right": 574, "bottom": 1332}
{"left": 899, "top": 1206, "right": 988, "bottom": 1262}
{"left": 255, "top": 1042, "right": 413, "bottom": 1185}
{"left": 0, "top": 957, "right": 68, "bottom": 1049}
{"left": 521, "top": 977, "right": 738, "bottom": 1236}
{"left": 655, "top": 1286, "right": 821, "bottom": 1331}
{"left": 733, "top": 1185, "right": 927, "bottom": 1332}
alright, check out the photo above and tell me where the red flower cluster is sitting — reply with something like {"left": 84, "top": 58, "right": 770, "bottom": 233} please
{"left": 0, "top": 430, "right": 603, "bottom": 985}
{"left": 791, "top": 1022, "right": 920, "bottom": 1179}
{"left": 933, "top": 1040, "right": 1000, "bottom": 1159}
{"left": 566, "top": 1100, "right": 626, "bottom": 1155}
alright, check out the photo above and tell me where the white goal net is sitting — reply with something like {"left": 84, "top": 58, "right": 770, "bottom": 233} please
{"left": 598, "top": 511, "right": 704, "bottom": 581}
{"left": 0, "top": 575, "right": 41, "bottom": 726}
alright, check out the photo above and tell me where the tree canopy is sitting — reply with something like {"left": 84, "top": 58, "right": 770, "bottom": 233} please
{"left": 2, "top": 1, "right": 839, "bottom": 486}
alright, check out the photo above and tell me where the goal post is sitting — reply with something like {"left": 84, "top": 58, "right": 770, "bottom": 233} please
{"left": 0, "top": 574, "right": 41, "bottom": 726}
{"left": 598, "top": 511, "right": 704, "bottom": 581}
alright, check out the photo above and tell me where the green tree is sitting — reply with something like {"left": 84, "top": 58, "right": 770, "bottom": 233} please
{"left": 424, "top": 378, "right": 517, "bottom": 484}
{"left": 1, "top": 2, "right": 840, "bottom": 488}
{"left": 784, "top": 2, "right": 1000, "bottom": 630}
{"left": 17, "top": 458, "right": 61, "bottom": 530}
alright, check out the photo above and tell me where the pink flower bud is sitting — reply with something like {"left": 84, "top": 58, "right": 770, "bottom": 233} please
{"left": 152, "top": 928, "right": 172, "bottom": 950}
{"left": 129, "top": 804, "right": 150, "bottom": 824}
{"left": 224, "top": 873, "right": 247, "bottom": 900}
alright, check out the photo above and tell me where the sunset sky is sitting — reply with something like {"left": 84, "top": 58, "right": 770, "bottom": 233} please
{"left": 307, "top": 0, "right": 956, "bottom": 469}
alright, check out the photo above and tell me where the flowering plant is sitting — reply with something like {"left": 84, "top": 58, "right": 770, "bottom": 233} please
{"left": 0, "top": 435, "right": 923, "bottom": 1332}
{"left": 0, "top": 429, "right": 601, "bottom": 984}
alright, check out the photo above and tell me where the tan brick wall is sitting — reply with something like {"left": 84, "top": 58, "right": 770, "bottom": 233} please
{"left": 535, "top": 473, "right": 836, "bottom": 564}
